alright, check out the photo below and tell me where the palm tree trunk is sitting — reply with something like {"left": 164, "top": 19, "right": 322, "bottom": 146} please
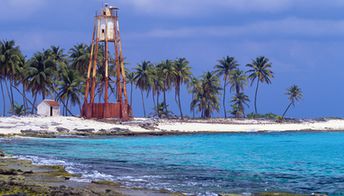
{"left": 223, "top": 76, "right": 227, "bottom": 118}
{"left": 11, "top": 85, "right": 37, "bottom": 112}
{"left": 254, "top": 80, "right": 260, "bottom": 114}
{"left": 282, "top": 102, "right": 293, "bottom": 119}
{"left": 66, "top": 98, "right": 69, "bottom": 116}
{"left": 0, "top": 81, "right": 6, "bottom": 116}
{"left": 9, "top": 79, "right": 15, "bottom": 111}
{"left": 238, "top": 102, "right": 243, "bottom": 118}
{"left": 156, "top": 90, "right": 160, "bottom": 109}
{"left": 22, "top": 84, "right": 27, "bottom": 111}
{"left": 163, "top": 83, "right": 167, "bottom": 112}
{"left": 4, "top": 80, "right": 12, "bottom": 113}
{"left": 177, "top": 85, "right": 183, "bottom": 119}
{"left": 192, "top": 94, "right": 195, "bottom": 119}
{"left": 130, "top": 82, "right": 133, "bottom": 107}
{"left": 32, "top": 94, "right": 37, "bottom": 114}
{"left": 140, "top": 90, "right": 146, "bottom": 117}
{"left": 152, "top": 91, "right": 156, "bottom": 112}
{"left": 59, "top": 98, "right": 75, "bottom": 116}
{"left": 236, "top": 84, "right": 240, "bottom": 95}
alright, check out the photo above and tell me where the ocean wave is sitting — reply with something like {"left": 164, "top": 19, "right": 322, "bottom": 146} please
{"left": 13, "top": 155, "right": 116, "bottom": 183}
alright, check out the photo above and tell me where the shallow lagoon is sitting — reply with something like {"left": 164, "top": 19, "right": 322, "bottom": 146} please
{"left": 1, "top": 132, "right": 344, "bottom": 195}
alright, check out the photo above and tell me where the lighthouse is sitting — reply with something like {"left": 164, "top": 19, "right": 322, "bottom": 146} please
{"left": 81, "top": 4, "right": 131, "bottom": 120}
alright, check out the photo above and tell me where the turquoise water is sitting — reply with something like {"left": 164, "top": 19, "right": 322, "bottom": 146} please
{"left": 1, "top": 132, "right": 344, "bottom": 195}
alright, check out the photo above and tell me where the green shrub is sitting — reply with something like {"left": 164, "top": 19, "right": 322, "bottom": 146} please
{"left": 247, "top": 113, "right": 282, "bottom": 120}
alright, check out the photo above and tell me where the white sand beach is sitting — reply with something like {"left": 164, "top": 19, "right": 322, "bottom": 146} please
{"left": 0, "top": 116, "right": 344, "bottom": 136}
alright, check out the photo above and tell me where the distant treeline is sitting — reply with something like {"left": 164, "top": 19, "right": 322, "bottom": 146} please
{"left": 0, "top": 40, "right": 302, "bottom": 119}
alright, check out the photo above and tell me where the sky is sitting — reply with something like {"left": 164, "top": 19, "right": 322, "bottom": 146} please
{"left": 1, "top": 0, "right": 344, "bottom": 118}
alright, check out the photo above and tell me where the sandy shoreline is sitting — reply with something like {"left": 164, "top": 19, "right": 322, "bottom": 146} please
{"left": 0, "top": 116, "right": 344, "bottom": 136}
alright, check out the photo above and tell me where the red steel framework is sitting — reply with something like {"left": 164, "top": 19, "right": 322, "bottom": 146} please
{"left": 81, "top": 4, "right": 131, "bottom": 120}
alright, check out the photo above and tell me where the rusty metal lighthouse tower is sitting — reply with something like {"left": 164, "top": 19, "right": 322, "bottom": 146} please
{"left": 81, "top": 4, "right": 131, "bottom": 120}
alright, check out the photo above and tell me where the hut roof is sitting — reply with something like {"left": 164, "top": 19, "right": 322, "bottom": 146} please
{"left": 42, "top": 100, "right": 59, "bottom": 107}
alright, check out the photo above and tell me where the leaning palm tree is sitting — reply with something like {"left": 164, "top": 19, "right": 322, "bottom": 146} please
{"left": 282, "top": 85, "right": 303, "bottom": 119}
{"left": 214, "top": 56, "right": 239, "bottom": 118}
{"left": 0, "top": 40, "right": 22, "bottom": 112}
{"left": 191, "top": 72, "right": 221, "bottom": 118}
{"left": 134, "top": 61, "right": 153, "bottom": 117}
{"left": 231, "top": 92, "right": 250, "bottom": 118}
{"left": 13, "top": 55, "right": 30, "bottom": 111}
{"left": 246, "top": 56, "right": 274, "bottom": 114}
{"left": 0, "top": 43, "right": 7, "bottom": 115}
{"left": 173, "top": 58, "right": 192, "bottom": 119}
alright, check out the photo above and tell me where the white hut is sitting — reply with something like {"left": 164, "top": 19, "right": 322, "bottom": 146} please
{"left": 37, "top": 99, "right": 60, "bottom": 117}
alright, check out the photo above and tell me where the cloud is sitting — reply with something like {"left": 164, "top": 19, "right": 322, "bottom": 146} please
{"left": 117, "top": 0, "right": 344, "bottom": 16}
{"left": 0, "top": 0, "right": 47, "bottom": 21}
{"left": 118, "top": 0, "right": 290, "bottom": 16}
{"left": 0, "top": 30, "right": 88, "bottom": 56}
{"left": 128, "top": 18, "right": 344, "bottom": 39}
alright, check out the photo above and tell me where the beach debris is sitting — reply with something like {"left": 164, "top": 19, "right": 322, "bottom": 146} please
{"left": 109, "top": 127, "right": 131, "bottom": 133}
{"left": 73, "top": 128, "right": 95, "bottom": 133}
{"left": 20, "top": 129, "right": 49, "bottom": 135}
{"left": 56, "top": 127, "right": 70, "bottom": 133}
{"left": 0, "top": 150, "right": 5, "bottom": 157}
{"left": 139, "top": 121, "right": 158, "bottom": 130}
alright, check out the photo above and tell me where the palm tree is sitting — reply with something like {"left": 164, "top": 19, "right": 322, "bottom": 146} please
{"left": 188, "top": 76, "right": 200, "bottom": 118}
{"left": 13, "top": 55, "right": 30, "bottom": 112}
{"left": 48, "top": 46, "right": 68, "bottom": 99}
{"left": 149, "top": 64, "right": 160, "bottom": 110}
{"left": 0, "top": 40, "right": 22, "bottom": 112}
{"left": 214, "top": 56, "right": 239, "bottom": 118}
{"left": 231, "top": 93, "right": 250, "bottom": 118}
{"left": 230, "top": 69, "right": 247, "bottom": 95}
{"left": 26, "top": 51, "right": 56, "bottom": 112}
{"left": 126, "top": 71, "right": 135, "bottom": 108}
{"left": 173, "top": 58, "right": 192, "bottom": 119}
{"left": 0, "top": 43, "right": 6, "bottom": 115}
{"left": 69, "top": 44, "right": 90, "bottom": 74}
{"left": 282, "top": 85, "right": 303, "bottom": 119}
{"left": 191, "top": 72, "right": 221, "bottom": 118}
{"left": 57, "top": 68, "right": 82, "bottom": 116}
{"left": 246, "top": 56, "right": 274, "bottom": 114}
{"left": 50, "top": 46, "right": 67, "bottom": 65}
{"left": 157, "top": 60, "right": 175, "bottom": 113}
{"left": 134, "top": 61, "right": 153, "bottom": 117}
{"left": 0, "top": 78, "right": 5, "bottom": 116}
